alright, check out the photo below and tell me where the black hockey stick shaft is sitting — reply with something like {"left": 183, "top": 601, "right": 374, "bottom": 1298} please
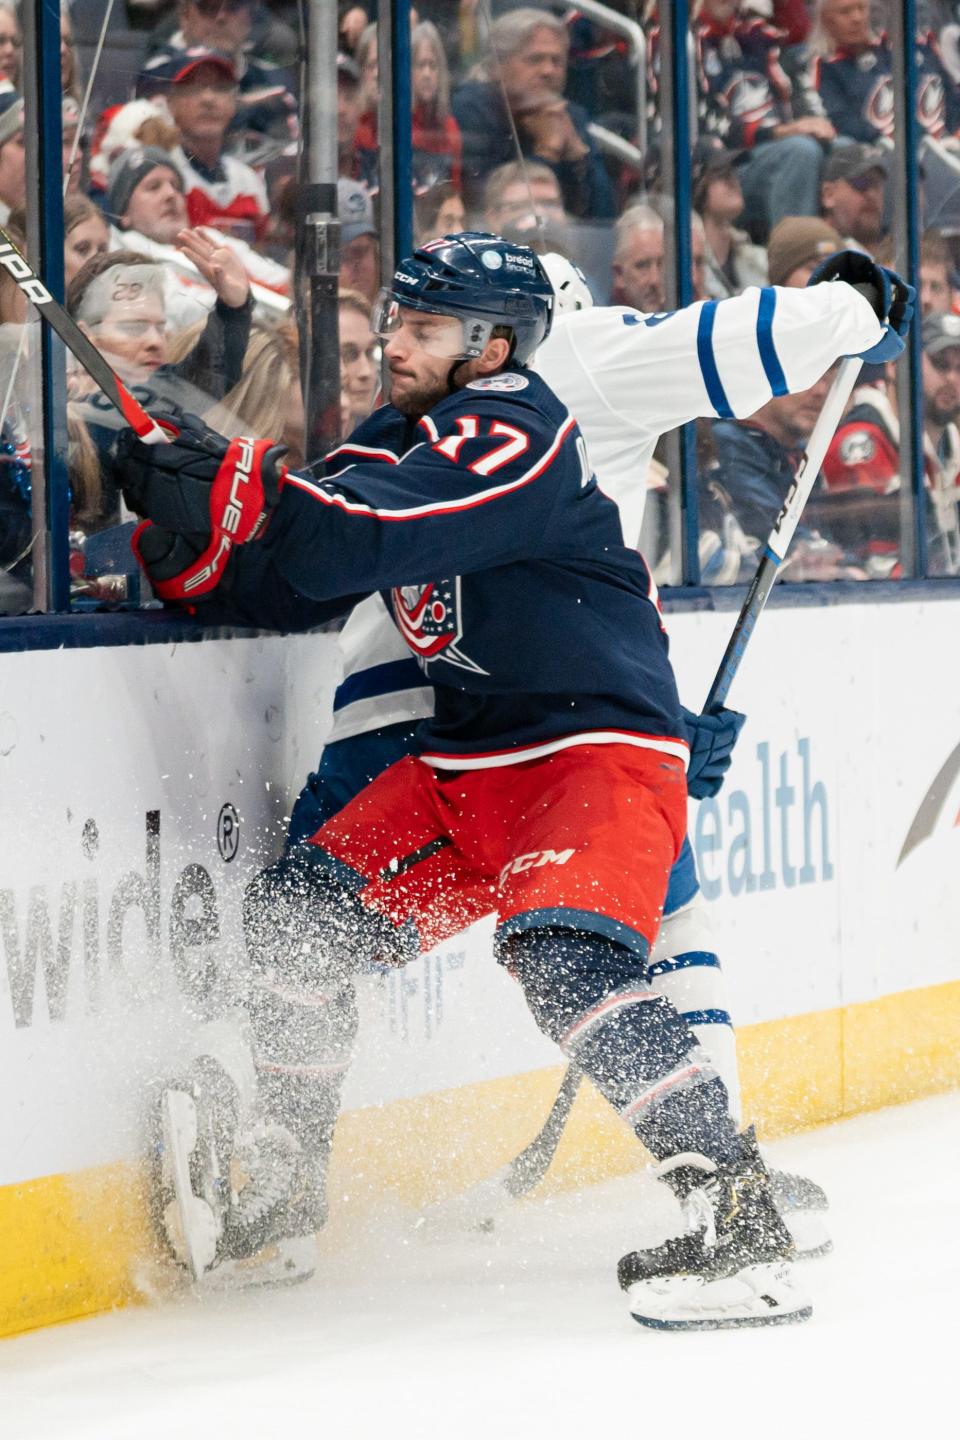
{"left": 499, "top": 1063, "right": 584, "bottom": 1197}
{"left": 0, "top": 225, "right": 168, "bottom": 443}
{"left": 503, "top": 358, "right": 863, "bottom": 1197}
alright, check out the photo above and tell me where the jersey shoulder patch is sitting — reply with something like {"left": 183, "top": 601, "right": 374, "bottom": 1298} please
{"left": 466, "top": 373, "right": 530, "bottom": 393}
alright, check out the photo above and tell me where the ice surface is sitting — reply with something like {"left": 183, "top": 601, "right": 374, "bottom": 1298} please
{"left": 2, "top": 1093, "right": 956, "bottom": 1440}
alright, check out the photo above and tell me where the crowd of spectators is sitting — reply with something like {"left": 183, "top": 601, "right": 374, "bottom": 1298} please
{"left": 1, "top": 0, "right": 960, "bottom": 616}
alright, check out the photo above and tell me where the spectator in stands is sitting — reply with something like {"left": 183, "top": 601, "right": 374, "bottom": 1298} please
{"left": 337, "top": 176, "right": 379, "bottom": 303}
{"left": 339, "top": 289, "right": 379, "bottom": 432}
{"left": 916, "top": 229, "right": 959, "bottom": 317}
{"left": 139, "top": 49, "right": 269, "bottom": 241}
{"left": 452, "top": 7, "right": 616, "bottom": 221}
{"left": 611, "top": 204, "right": 664, "bottom": 312}
{"left": 704, "top": 368, "right": 856, "bottom": 583}
{"left": 63, "top": 195, "right": 110, "bottom": 284}
{"left": 820, "top": 143, "right": 887, "bottom": 249}
{"left": 88, "top": 98, "right": 181, "bottom": 198}
{"left": 694, "top": 137, "right": 767, "bottom": 299}
{"left": 0, "top": 91, "right": 24, "bottom": 224}
{"left": 691, "top": 0, "right": 835, "bottom": 239}
{"left": 352, "top": 20, "right": 463, "bottom": 192}
{"left": 210, "top": 320, "right": 305, "bottom": 467}
{"left": 69, "top": 247, "right": 252, "bottom": 393}
{"left": 482, "top": 160, "right": 567, "bottom": 234}
{"left": 414, "top": 180, "right": 466, "bottom": 245}
{"left": 146, "top": 0, "right": 298, "bottom": 144}
{"left": 104, "top": 145, "right": 290, "bottom": 324}
{"left": 355, "top": 21, "right": 379, "bottom": 118}
{"left": 818, "top": 310, "right": 960, "bottom": 576}
{"left": 0, "top": 3, "right": 21, "bottom": 89}
{"left": 339, "top": 5, "right": 369, "bottom": 56}
{"left": 766, "top": 215, "right": 844, "bottom": 287}
{"left": 61, "top": 6, "right": 83, "bottom": 104}
{"left": 336, "top": 51, "right": 365, "bottom": 181}
{"left": 411, "top": 21, "right": 462, "bottom": 191}
{"left": 807, "top": 0, "right": 959, "bottom": 146}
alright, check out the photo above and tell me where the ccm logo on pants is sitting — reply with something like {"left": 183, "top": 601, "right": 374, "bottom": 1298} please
{"left": 500, "top": 848, "right": 575, "bottom": 887}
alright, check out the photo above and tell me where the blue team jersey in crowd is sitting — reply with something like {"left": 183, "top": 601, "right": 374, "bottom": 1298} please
{"left": 811, "top": 33, "right": 959, "bottom": 143}
{"left": 233, "top": 369, "right": 687, "bottom": 771}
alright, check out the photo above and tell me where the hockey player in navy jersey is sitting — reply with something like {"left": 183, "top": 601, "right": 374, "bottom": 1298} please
{"left": 118, "top": 233, "right": 912, "bottom": 1329}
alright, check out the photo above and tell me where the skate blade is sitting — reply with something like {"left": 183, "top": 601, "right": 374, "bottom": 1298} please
{"left": 161, "top": 1088, "right": 220, "bottom": 1281}
{"left": 199, "top": 1236, "right": 317, "bottom": 1293}
{"left": 627, "top": 1262, "right": 812, "bottom": 1331}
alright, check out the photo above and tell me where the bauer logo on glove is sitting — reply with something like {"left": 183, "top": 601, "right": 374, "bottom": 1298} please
{"left": 116, "top": 409, "right": 289, "bottom": 602}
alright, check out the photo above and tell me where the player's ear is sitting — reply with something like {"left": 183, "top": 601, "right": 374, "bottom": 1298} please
{"left": 477, "top": 333, "right": 512, "bottom": 374}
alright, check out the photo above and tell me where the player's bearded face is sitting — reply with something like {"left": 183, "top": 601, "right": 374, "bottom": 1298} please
{"left": 383, "top": 308, "right": 467, "bottom": 415}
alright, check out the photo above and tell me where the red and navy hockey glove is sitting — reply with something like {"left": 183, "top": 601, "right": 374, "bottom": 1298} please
{"left": 117, "top": 409, "right": 288, "bottom": 598}
{"left": 682, "top": 703, "right": 747, "bottom": 800}
{"left": 130, "top": 523, "right": 215, "bottom": 605}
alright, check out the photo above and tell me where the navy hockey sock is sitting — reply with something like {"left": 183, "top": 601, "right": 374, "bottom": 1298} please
{"left": 508, "top": 927, "right": 741, "bottom": 1166}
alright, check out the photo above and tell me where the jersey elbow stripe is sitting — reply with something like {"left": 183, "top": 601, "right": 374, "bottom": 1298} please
{"left": 696, "top": 301, "right": 734, "bottom": 418}
{"left": 756, "top": 287, "right": 788, "bottom": 396}
{"left": 284, "top": 415, "right": 577, "bottom": 521}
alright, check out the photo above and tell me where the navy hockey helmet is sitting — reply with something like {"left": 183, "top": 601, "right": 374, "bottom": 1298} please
{"left": 371, "top": 231, "right": 554, "bottom": 367}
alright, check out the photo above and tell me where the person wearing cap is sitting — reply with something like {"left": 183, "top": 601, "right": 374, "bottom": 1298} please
{"left": 819, "top": 143, "right": 887, "bottom": 249}
{"left": 806, "top": 0, "right": 960, "bottom": 148}
{"left": 819, "top": 309, "right": 960, "bottom": 576}
{"left": 0, "top": 89, "right": 23, "bottom": 223}
{"left": 146, "top": 0, "right": 298, "bottom": 145}
{"left": 766, "top": 215, "right": 845, "bottom": 288}
{"left": 104, "top": 145, "right": 290, "bottom": 326}
{"left": 685, "top": 1, "right": 836, "bottom": 241}
{"left": 693, "top": 138, "right": 768, "bottom": 300}
{"left": 139, "top": 48, "right": 269, "bottom": 242}
{"left": 337, "top": 176, "right": 379, "bottom": 303}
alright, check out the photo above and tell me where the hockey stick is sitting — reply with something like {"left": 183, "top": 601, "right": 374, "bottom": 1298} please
{"left": 704, "top": 354, "right": 862, "bottom": 708}
{"left": 497, "top": 356, "right": 864, "bottom": 1199}
{"left": 0, "top": 225, "right": 168, "bottom": 443}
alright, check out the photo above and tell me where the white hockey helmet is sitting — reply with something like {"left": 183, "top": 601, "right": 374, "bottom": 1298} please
{"left": 540, "top": 252, "right": 594, "bottom": 316}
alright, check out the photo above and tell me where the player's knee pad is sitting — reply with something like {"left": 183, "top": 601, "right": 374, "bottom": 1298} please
{"left": 244, "top": 849, "right": 410, "bottom": 986}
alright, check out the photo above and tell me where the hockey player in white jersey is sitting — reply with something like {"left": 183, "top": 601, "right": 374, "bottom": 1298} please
{"left": 148, "top": 241, "right": 912, "bottom": 1327}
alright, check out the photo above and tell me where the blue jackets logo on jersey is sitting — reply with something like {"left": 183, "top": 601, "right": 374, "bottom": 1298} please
{"left": 392, "top": 578, "right": 489, "bottom": 675}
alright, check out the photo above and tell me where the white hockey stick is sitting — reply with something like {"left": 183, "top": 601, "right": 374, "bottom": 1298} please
{"left": 495, "top": 356, "right": 864, "bottom": 1199}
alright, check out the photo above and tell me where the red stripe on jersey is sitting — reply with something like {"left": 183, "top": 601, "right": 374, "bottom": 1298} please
{"left": 285, "top": 414, "right": 577, "bottom": 522}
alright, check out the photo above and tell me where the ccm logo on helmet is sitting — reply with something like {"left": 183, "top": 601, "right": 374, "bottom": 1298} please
{"left": 0, "top": 243, "right": 53, "bottom": 306}
{"left": 499, "top": 847, "right": 575, "bottom": 887}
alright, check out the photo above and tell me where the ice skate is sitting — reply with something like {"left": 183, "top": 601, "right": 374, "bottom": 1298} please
{"left": 149, "top": 1053, "right": 323, "bottom": 1291}
{"left": 619, "top": 1130, "right": 812, "bottom": 1330}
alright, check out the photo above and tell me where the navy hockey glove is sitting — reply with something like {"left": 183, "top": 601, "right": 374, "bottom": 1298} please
{"left": 682, "top": 703, "right": 747, "bottom": 800}
{"left": 117, "top": 409, "right": 288, "bottom": 591}
{"left": 808, "top": 250, "right": 915, "bottom": 364}
{"left": 131, "top": 521, "right": 224, "bottom": 605}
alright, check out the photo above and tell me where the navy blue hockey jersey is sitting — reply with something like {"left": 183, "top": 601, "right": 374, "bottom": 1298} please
{"left": 231, "top": 370, "right": 687, "bottom": 770}
{"left": 811, "top": 33, "right": 959, "bottom": 144}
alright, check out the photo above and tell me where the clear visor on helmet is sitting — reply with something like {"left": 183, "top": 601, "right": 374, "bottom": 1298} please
{"left": 371, "top": 289, "right": 495, "bottom": 359}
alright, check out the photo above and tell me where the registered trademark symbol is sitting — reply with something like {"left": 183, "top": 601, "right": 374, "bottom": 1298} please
{"left": 217, "top": 803, "right": 240, "bottom": 862}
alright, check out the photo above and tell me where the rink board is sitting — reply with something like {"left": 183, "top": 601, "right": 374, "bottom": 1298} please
{"left": 1, "top": 597, "right": 958, "bottom": 1337}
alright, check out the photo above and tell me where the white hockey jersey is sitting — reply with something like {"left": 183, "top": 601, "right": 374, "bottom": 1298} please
{"left": 327, "top": 281, "right": 882, "bottom": 743}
